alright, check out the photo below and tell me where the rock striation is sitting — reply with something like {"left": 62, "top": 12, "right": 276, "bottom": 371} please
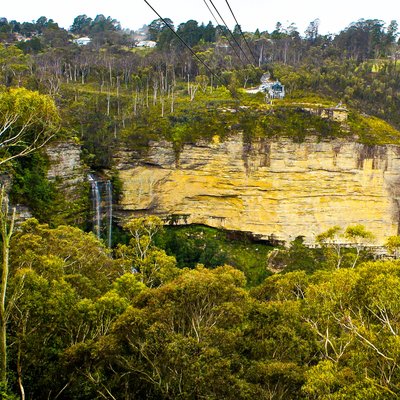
{"left": 46, "top": 141, "right": 87, "bottom": 197}
{"left": 116, "top": 134, "right": 400, "bottom": 245}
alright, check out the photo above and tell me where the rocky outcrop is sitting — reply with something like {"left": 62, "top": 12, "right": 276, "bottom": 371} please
{"left": 0, "top": 141, "right": 87, "bottom": 225}
{"left": 46, "top": 141, "right": 87, "bottom": 197}
{"left": 115, "top": 134, "right": 400, "bottom": 245}
{"left": 0, "top": 174, "right": 32, "bottom": 223}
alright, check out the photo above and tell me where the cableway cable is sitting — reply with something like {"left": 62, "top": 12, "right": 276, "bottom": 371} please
{"left": 202, "top": 0, "right": 247, "bottom": 67}
{"left": 143, "top": 0, "right": 226, "bottom": 88}
{"left": 224, "top": 0, "right": 258, "bottom": 65}
{"left": 207, "top": 0, "right": 254, "bottom": 66}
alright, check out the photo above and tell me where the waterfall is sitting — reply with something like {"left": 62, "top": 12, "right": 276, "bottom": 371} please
{"left": 89, "top": 174, "right": 101, "bottom": 239}
{"left": 105, "top": 180, "right": 113, "bottom": 248}
{"left": 88, "top": 174, "right": 113, "bottom": 246}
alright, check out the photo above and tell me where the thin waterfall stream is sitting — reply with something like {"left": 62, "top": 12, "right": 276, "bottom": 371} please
{"left": 88, "top": 174, "right": 113, "bottom": 246}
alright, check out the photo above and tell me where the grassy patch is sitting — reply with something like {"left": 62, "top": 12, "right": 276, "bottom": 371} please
{"left": 348, "top": 112, "right": 400, "bottom": 145}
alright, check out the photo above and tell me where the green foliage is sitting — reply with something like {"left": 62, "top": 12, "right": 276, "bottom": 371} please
{"left": 123, "top": 94, "right": 240, "bottom": 155}
{"left": 267, "top": 236, "right": 323, "bottom": 274}
{"left": 256, "top": 107, "right": 344, "bottom": 141}
{"left": 315, "top": 225, "right": 374, "bottom": 269}
{"left": 159, "top": 225, "right": 273, "bottom": 286}
{"left": 302, "top": 360, "right": 348, "bottom": 398}
{"left": 9, "top": 152, "right": 87, "bottom": 227}
{"left": 10, "top": 152, "right": 56, "bottom": 217}
{"left": 61, "top": 87, "right": 119, "bottom": 168}
{"left": 11, "top": 218, "right": 122, "bottom": 295}
{"left": 0, "top": 382, "right": 18, "bottom": 400}
{"left": 348, "top": 112, "right": 400, "bottom": 145}
{"left": 251, "top": 270, "right": 310, "bottom": 302}
{"left": 0, "top": 87, "right": 59, "bottom": 165}
{"left": 299, "top": 261, "right": 400, "bottom": 398}
{"left": 80, "top": 265, "right": 250, "bottom": 399}
{"left": 117, "top": 216, "right": 181, "bottom": 287}
{"left": 385, "top": 235, "right": 400, "bottom": 258}
{"left": 0, "top": 44, "right": 28, "bottom": 86}
{"left": 344, "top": 224, "right": 375, "bottom": 242}
{"left": 4, "top": 219, "right": 128, "bottom": 398}
{"left": 111, "top": 273, "right": 146, "bottom": 301}
{"left": 273, "top": 58, "right": 400, "bottom": 131}
{"left": 4, "top": 214, "right": 400, "bottom": 398}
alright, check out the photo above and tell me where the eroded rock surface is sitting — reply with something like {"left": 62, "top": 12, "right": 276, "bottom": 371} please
{"left": 116, "top": 134, "right": 400, "bottom": 245}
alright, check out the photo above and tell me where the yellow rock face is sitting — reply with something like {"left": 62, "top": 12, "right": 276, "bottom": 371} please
{"left": 117, "top": 134, "right": 400, "bottom": 245}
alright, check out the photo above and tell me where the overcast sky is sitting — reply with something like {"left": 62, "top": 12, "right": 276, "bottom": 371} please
{"left": 2, "top": 0, "right": 400, "bottom": 35}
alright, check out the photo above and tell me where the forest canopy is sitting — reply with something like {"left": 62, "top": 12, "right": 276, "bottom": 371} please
{"left": 1, "top": 215, "right": 400, "bottom": 398}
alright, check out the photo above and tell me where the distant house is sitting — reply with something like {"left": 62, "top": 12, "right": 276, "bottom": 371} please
{"left": 136, "top": 40, "right": 157, "bottom": 48}
{"left": 74, "top": 37, "right": 91, "bottom": 46}
{"left": 245, "top": 75, "right": 286, "bottom": 98}
{"left": 260, "top": 80, "right": 285, "bottom": 99}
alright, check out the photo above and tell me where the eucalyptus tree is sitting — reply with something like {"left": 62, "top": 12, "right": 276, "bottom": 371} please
{"left": 0, "top": 88, "right": 59, "bottom": 165}
{"left": 0, "top": 44, "right": 28, "bottom": 86}
{"left": 0, "top": 188, "right": 15, "bottom": 388}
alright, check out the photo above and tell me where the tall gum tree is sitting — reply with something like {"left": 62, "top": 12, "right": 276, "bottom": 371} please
{"left": 0, "top": 86, "right": 58, "bottom": 389}
{"left": 0, "top": 187, "right": 15, "bottom": 387}
{"left": 0, "top": 87, "right": 60, "bottom": 166}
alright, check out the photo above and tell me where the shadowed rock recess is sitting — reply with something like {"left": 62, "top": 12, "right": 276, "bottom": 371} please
{"left": 115, "top": 134, "right": 400, "bottom": 245}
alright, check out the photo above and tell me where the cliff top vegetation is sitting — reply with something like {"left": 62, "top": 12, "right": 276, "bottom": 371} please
{"left": 0, "top": 14, "right": 399, "bottom": 169}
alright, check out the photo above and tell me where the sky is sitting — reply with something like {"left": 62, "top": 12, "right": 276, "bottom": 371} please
{"left": 2, "top": 0, "right": 400, "bottom": 35}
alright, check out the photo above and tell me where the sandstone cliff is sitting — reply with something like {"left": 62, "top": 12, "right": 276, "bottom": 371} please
{"left": 45, "top": 140, "right": 89, "bottom": 225}
{"left": 46, "top": 141, "right": 87, "bottom": 197}
{"left": 116, "top": 134, "right": 400, "bottom": 245}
